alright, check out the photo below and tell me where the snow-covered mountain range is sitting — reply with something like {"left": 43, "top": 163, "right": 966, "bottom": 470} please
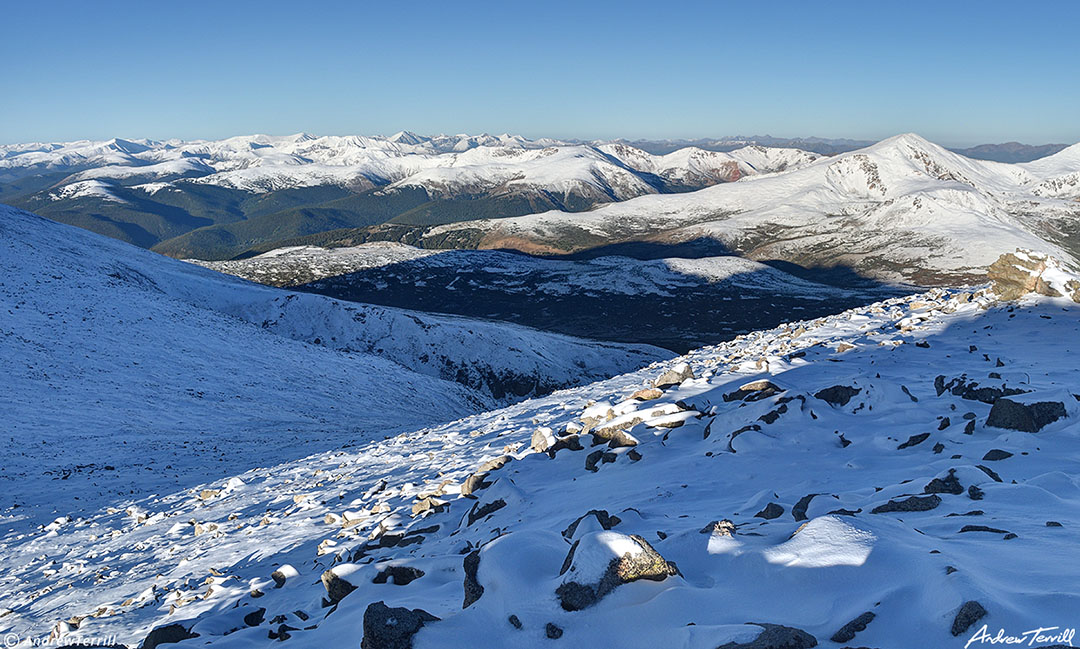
{"left": 0, "top": 132, "right": 818, "bottom": 259}
{"left": 5, "top": 206, "right": 1080, "bottom": 646}
{"left": 423, "top": 134, "right": 1080, "bottom": 284}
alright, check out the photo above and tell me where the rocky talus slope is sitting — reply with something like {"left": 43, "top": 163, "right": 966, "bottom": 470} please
{"left": 3, "top": 252, "right": 1079, "bottom": 648}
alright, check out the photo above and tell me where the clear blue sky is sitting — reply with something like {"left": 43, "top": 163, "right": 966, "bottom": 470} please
{"left": 2, "top": 0, "right": 1078, "bottom": 146}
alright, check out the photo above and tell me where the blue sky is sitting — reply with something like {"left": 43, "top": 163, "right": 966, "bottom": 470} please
{"left": 2, "top": 0, "right": 1078, "bottom": 146}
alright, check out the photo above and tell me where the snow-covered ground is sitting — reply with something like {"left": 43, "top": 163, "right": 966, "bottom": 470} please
{"left": 3, "top": 203, "right": 1079, "bottom": 646}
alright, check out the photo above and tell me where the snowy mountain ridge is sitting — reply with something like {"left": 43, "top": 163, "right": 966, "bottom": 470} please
{"left": 425, "top": 133, "right": 1080, "bottom": 284}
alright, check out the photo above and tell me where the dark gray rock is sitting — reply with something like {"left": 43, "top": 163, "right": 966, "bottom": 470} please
{"left": 467, "top": 498, "right": 506, "bottom": 526}
{"left": 1047, "top": 521, "right": 1063, "bottom": 527}
{"left": 791, "top": 494, "right": 817, "bottom": 522}
{"left": 562, "top": 510, "right": 621, "bottom": 539}
{"left": 897, "top": 432, "right": 931, "bottom": 449}
{"left": 976, "top": 464, "right": 1003, "bottom": 482}
{"left": 545, "top": 622, "right": 564, "bottom": 639}
{"left": 950, "top": 600, "right": 988, "bottom": 636}
{"left": 871, "top": 494, "right": 941, "bottom": 514}
{"left": 754, "top": 502, "right": 785, "bottom": 520}
{"left": 585, "top": 449, "right": 604, "bottom": 472}
{"left": 924, "top": 469, "right": 963, "bottom": 495}
{"left": 373, "top": 565, "right": 425, "bottom": 586}
{"left": 508, "top": 614, "right": 522, "bottom": 629}
{"left": 830, "top": 611, "right": 875, "bottom": 643}
{"left": 959, "top": 525, "right": 1011, "bottom": 534}
{"left": 717, "top": 623, "right": 818, "bottom": 648}
{"left": 270, "top": 569, "right": 290, "bottom": 588}
{"left": 141, "top": 623, "right": 199, "bottom": 649}
{"left": 968, "top": 485, "right": 984, "bottom": 500}
{"left": 462, "top": 550, "right": 483, "bottom": 609}
{"left": 814, "top": 385, "right": 860, "bottom": 407}
{"left": 982, "top": 449, "right": 1013, "bottom": 461}
{"left": 361, "top": 601, "right": 439, "bottom": 649}
{"left": 243, "top": 608, "right": 266, "bottom": 627}
{"left": 986, "top": 398, "right": 1066, "bottom": 432}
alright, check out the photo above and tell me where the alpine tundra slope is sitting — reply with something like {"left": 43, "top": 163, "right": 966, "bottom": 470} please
{"left": 2, "top": 209, "right": 1079, "bottom": 647}
{"left": 0, "top": 204, "right": 667, "bottom": 528}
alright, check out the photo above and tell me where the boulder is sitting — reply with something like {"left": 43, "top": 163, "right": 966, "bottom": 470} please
{"left": 988, "top": 251, "right": 1078, "bottom": 302}
{"left": 654, "top": 362, "right": 695, "bottom": 389}
{"left": 361, "top": 601, "right": 439, "bottom": 649}
{"left": 830, "top": 611, "right": 875, "bottom": 644}
{"left": 372, "top": 565, "right": 425, "bottom": 586}
{"left": 754, "top": 503, "right": 785, "bottom": 520}
{"left": 813, "top": 385, "right": 860, "bottom": 407}
{"left": 950, "top": 600, "right": 988, "bottom": 636}
{"left": 701, "top": 519, "right": 737, "bottom": 536}
{"left": 460, "top": 455, "right": 513, "bottom": 497}
{"left": 982, "top": 449, "right": 1013, "bottom": 461}
{"left": 321, "top": 564, "right": 362, "bottom": 605}
{"left": 724, "top": 380, "right": 783, "bottom": 403}
{"left": 871, "top": 494, "right": 941, "bottom": 514}
{"left": 630, "top": 388, "right": 664, "bottom": 401}
{"left": 466, "top": 498, "right": 506, "bottom": 526}
{"left": 556, "top": 531, "right": 678, "bottom": 611}
{"left": 462, "top": 550, "right": 483, "bottom": 608}
{"left": 986, "top": 397, "right": 1066, "bottom": 432}
{"left": 562, "top": 510, "right": 621, "bottom": 539}
{"left": 924, "top": 469, "right": 963, "bottom": 495}
{"left": 141, "top": 623, "right": 199, "bottom": 649}
{"left": 717, "top": 623, "right": 818, "bottom": 649}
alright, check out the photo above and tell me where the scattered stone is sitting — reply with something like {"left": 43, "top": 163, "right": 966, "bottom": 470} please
{"left": 545, "top": 623, "right": 563, "bottom": 639}
{"left": 1047, "top": 521, "right": 1063, "bottom": 527}
{"left": 141, "top": 623, "right": 199, "bottom": 649}
{"left": 361, "top": 601, "right": 439, "bottom": 649}
{"left": 563, "top": 510, "right": 621, "bottom": 539}
{"left": 950, "top": 600, "right": 988, "bottom": 636}
{"left": 700, "top": 519, "right": 736, "bottom": 536}
{"left": 270, "top": 565, "right": 298, "bottom": 588}
{"left": 976, "top": 465, "right": 1003, "bottom": 482}
{"left": 373, "top": 565, "right": 425, "bottom": 586}
{"left": 964, "top": 420, "right": 976, "bottom": 435}
{"left": 986, "top": 397, "right": 1066, "bottom": 432}
{"left": 968, "top": 485, "right": 984, "bottom": 500}
{"left": 717, "top": 623, "right": 819, "bottom": 649}
{"left": 585, "top": 450, "right": 605, "bottom": 473}
{"left": 836, "top": 342, "right": 855, "bottom": 353}
{"left": 932, "top": 442, "right": 945, "bottom": 454}
{"left": 754, "top": 503, "right": 785, "bottom": 520}
{"left": 243, "top": 608, "right": 266, "bottom": 627}
{"left": 924, "top": 469, "right": 963, "bottom": 495}
{"left": 508, "top": 614, "right": 522, "bottom": 629}
{"left": 531, "top": 428, "right": 556, "bottom": 452}
{"left": 871, "top": 494, "right": 942, "bottom": 514}
{"left": 830, "top": 611, "right": 875, "bottom": 644}
{"left": 938, "top": 417, "right": 951, "bottom": 430}
{"left": 198, "top": 489, "right": 220, "bottom": 501}
{"left": 546, "top": 435, "right": 584, "bottom": 458}
{"left": 897, "top": 432, "right": 931, "bottom": 449}
{"left": 982, "top": 449, "right": 1013, "bottom": 461}
{"left": 814, "top": 385, "right": 861, "bottom": 407}
{"left": 411, "top": 496, "right": 447, "bottom": 517}
{"left": 467, "top": 499, "right": 506, "bottom": 526}
{"left": 791, "top": 494, "right": 817, "bottom": 522}
{"left": 724, "top": 380, "right": 783, "bottom": 403}
{"left": 630, "top": 388, "right": 664, "bottom": 401}
{"left": 556, "top": 532, "right": 678, "bottom": 611}
{"left": 654, "top": 362, "right": 695, "bottom": 389}
{"left": 462, "top": 550, "right": 483, "bottom": 608}
{"left": 460, "top": 455, "right": 513, "bottom": 497}
{"left": 959, "top": 525, "right": 1011, "bottom": 534}
{"left": 321, "top": 565, "right": 361, "bottom": 605}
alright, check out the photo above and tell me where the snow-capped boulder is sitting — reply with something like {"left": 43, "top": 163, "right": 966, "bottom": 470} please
{"left": 361, "top": 601, "right": 439, "bottom": 649}
{"left": 986, "top": 393, "right": 1068, "bottom": 432}
{"left": 555, "top": 531, "right": 678, "bottom": 611}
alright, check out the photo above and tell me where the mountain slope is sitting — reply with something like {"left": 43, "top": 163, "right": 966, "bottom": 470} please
{"left": 0, "top": 204, "right": 668, "bottom": 523}
{"left": 4, "top": 261, "right": 1079, "bottom": 648}
{"left": 424, "top": 134, "right": 1080, "bottom": 284}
